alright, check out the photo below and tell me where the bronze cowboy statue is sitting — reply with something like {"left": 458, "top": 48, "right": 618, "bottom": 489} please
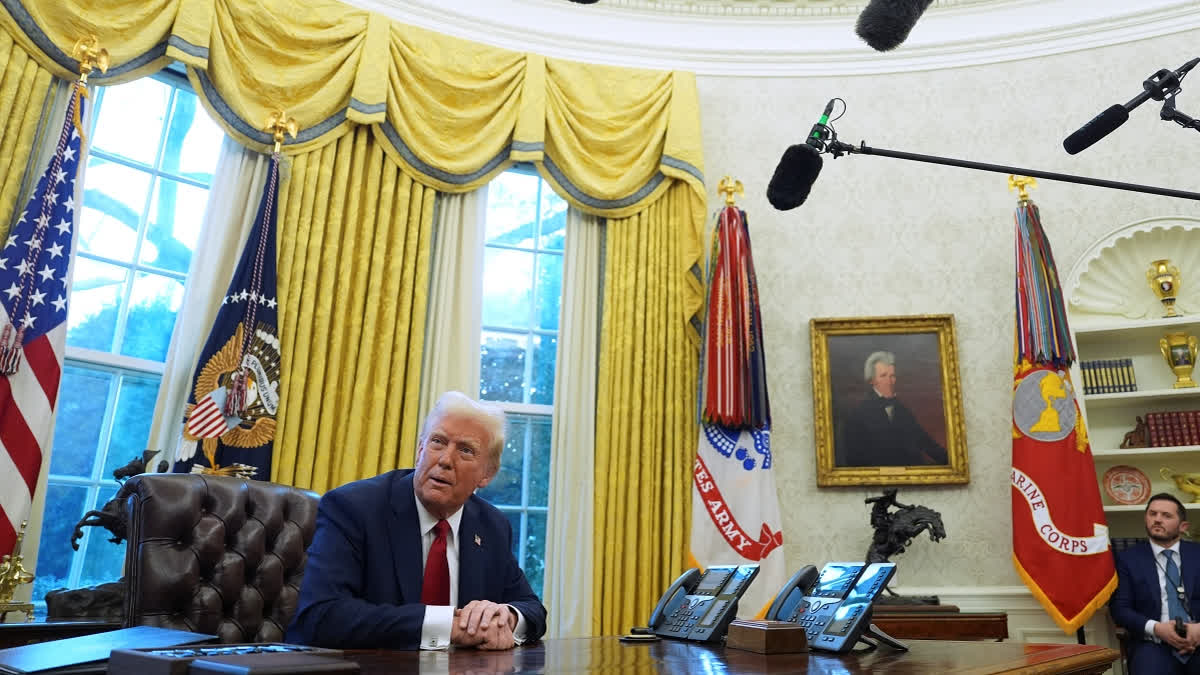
{"left": 865, "top": 488, "right": 946, "bottom": 603}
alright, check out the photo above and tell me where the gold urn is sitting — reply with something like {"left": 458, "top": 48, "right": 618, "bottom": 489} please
{"left": 1148, "top": 259, "right": 1183, "bottom": 318}
{"left": 1160, "top": 332, "right": 1200, "bottom": 388}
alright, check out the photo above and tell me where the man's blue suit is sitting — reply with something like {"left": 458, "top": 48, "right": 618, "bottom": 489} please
{"left": 286, "top": 469, "right": 547, "bottom": 649}
{"left": 1111, "top": 539, "right": 1200, "bottom": 674}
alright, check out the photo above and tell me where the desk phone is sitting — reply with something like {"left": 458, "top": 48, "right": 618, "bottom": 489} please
{"left": 647, "top": 564, "right": 759, "bottom": 643}
{"left": 765, "top": 562, "right": 905, "bottom": 653}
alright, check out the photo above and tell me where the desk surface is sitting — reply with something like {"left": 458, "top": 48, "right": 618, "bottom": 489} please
{"left": 349, "top": 636, "right": 1119, "bottom": 674}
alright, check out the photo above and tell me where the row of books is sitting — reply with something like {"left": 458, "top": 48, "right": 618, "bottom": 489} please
{"left": 1145, "top": 410, "right": 1200, "bottom": 447}
{"left": 1080, "top": 358, "right": 1137, "bottom": 395}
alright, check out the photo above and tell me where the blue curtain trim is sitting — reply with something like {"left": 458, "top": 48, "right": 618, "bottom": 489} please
{"left": 661, "top": 154, "right": 704, "bottom": 185}
{"left": 377, "top": 120, "right": 511, "bottom": 184}
{"left": 166, "top": 35, "right": 208, "bottom": 60}
{"left": 349, "top": 99, "right": 386, "bottom": 115}
{"left": 193, "top": 69, "right": 349, "bottom": 146}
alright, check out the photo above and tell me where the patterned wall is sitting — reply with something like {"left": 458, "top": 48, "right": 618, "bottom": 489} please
{"left": 697, "top": 28, "right": 1200, "bottom": 591}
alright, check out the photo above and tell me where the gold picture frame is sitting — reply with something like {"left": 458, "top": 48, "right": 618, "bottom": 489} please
{"left": 811, "top": 315, "right": 969, "bottom": 487}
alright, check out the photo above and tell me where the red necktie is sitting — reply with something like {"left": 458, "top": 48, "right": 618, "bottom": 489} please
{"left": 421, "top": 519, "right": 451, "bottom": 606}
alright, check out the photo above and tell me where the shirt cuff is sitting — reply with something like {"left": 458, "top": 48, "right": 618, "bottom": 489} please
{"left": 1145, "top": 619, "right": 1159, "bottom": 642}
{"left": 508, "top": 605, "right": 528, "bottom": 645}
{"left": 420, "top": 605, "right": 454, "bottom": 650}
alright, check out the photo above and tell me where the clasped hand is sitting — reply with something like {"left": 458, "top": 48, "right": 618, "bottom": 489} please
{"left": 1155, "top": 620, "right": 1200, "bottom": 654}
{"left": 451, "top": 600, "right": 517, "bottom": 650}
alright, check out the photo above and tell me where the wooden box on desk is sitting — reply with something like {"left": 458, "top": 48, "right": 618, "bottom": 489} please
{"left": 725, "top": 619, "right": 808, "bottom": 654}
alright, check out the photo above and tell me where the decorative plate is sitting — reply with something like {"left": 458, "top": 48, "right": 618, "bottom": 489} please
{"left": 1103, "top": 465, "right": 1152, "bottom": 505}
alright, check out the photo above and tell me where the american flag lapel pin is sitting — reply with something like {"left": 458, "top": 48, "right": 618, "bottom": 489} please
{"left": 474, "top": 534, "right": 482, "bottom": 547}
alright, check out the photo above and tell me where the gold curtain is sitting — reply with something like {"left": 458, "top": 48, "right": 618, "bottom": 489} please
{"left": 0, "top": 31, "right": 53, "bottom": 238}
{"left": 593, "top": 181, "right": 703, "bottom": 636}
{"left": 271, "top": 126, "right": 434, "bottom": 492}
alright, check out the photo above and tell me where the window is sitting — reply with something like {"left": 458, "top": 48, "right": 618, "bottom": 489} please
{"left": 32, "top": 71, "right": 224, "bottom": 602}
{"left": 475, "top": 169, "right": 565, "bottom": 598}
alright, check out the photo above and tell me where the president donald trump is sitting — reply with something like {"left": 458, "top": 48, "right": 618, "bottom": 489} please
{"left": 288, "top": 391, "right": 547, "bottom": 650}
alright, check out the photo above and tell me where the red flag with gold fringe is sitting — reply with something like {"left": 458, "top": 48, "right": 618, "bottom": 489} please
{"left": 1011, "top": 193, "right": 1116, "bottom": 634}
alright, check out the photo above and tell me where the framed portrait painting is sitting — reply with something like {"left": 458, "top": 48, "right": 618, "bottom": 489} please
{"left": 811, "top": 315, "right": 969, "bottom": 487}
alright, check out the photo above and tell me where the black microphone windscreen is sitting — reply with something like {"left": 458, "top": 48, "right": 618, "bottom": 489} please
{"left": 1062, "top": 105, "right": 1129, "bottom": 155}
{"left": 767, "top": 144, "right": 823, "bottom": 211}
{"left": 855, "top": 0, "right": 936, "bottom": 52}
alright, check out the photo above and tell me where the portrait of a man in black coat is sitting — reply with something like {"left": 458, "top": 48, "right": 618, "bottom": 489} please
{"left": 839, "top": 350, "right": 948, "bottom": 468}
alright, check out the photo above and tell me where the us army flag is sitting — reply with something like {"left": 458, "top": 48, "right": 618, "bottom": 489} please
{"left": 690, "top": 204, "right": 785, "bottom": 618}
{"left": 1010, "top": 192, "right": 1116, "bottom": 634}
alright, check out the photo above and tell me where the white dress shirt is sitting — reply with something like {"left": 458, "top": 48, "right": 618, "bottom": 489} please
{"left": 1145, "top": 540, "right": 1184, "bottom": 641}
{"left": 415, "top": 493, "right": 528, "bottom": 650}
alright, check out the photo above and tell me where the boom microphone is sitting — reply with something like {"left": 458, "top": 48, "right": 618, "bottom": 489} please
{"left": 767, "top": 100, "right": 836, "bottom": 210}
{"left": 1062, "top": 105, "right": 1129, "bottom": 155}
{"left": 1063, "top": 56, "right": 1200, "bottom": 154}
{"left": 855, "top": 0, "right": 936, "bottom": 52}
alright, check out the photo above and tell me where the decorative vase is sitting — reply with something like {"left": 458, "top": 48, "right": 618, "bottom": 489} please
{"left": 1160, "top": 332, "right": 1199, "bottom": 388}
{"left": 1147, "top": 259, "right": 1183, "bottom": 318}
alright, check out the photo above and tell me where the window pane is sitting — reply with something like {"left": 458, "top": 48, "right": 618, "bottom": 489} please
{"left": 482, "top": 248, "right": 533, "bottom": 329}
{"left": 121, "top": 272, "right": 183, "bottom": 361}
{"left": 480, "top": 331, "right": 526, "bottom": 403}
{"left": 538, "top": 189, "right": 566, "bottom": 252}
{"left": 32, "top": 483, "right": 89, "bottom": 601}
{"left": 101, "top": 374, "right": 161, "bottom": 478}
{"left": 485, "top": 172, "right": 539, "bottom": 246}
{"left": 78, "top": 157, "right": 151, "bottom": 262}
{"left": 535, "top": 253, "right": 562, "bottom": 331}
{"left": 502, "top": 511, "right": 522, "bottom": 562}
{"left": 78, "top": 484, "right": 126, "bottom": 588}
{"left": 66, "top": 258, "right": 128, "bottom": 352}
{"left": 161, "top": 92, "right": 223, "bottom": 184}
{"left": 524, "top": 511, "right": 546, "bottom": 597}
{"left": 529, "top": 416, "right": 551, "bottom": 508}
{"left": 530, "top": 335, "right": 556, "bottom": 405}
{"left": 142, "top": 178, "right": 208, "bottom": 273}
{"left": 90, "top": 78, "right": 171, "bottom": 165}
{"left": 50, "top": 366, "right": 112, "bottom": 477}
{"left": 478, "top": 416, "right": 526, "bottom": 507}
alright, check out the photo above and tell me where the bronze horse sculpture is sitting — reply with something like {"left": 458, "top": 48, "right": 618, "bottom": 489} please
{"left": 864, "top": 488, "right": 946, "bottom": 596}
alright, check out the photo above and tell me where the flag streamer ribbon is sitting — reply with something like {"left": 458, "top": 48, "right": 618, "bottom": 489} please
{"left": 700, "top": 205, "right": 770, "bottom": 429}
{"left": 1014, "top": 200, "right": 1074, "bottom": 368}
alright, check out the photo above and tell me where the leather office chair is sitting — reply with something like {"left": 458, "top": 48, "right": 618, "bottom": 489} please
{"left": 118, "top": 473, "right": 319, "bottom": 643}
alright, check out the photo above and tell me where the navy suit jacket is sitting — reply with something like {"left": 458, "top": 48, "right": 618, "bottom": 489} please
{"left": 286, "top": 469, "right": 547, "bottom": 649}
{"left": 1111, "top": 539, "right": 1200, "bottom": 649}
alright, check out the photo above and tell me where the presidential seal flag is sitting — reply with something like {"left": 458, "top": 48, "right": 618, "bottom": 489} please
{"left": 1010, "top": 183, "right": 1115, "bottom": 634}
{"left": 176, "top": 154, "right": 282, "bottom": 480}
{"left": 0, "top": 83, "right": 86, "bottom": 556}
{"left": 690, "top": 196, "right": 785, "bottom": 618}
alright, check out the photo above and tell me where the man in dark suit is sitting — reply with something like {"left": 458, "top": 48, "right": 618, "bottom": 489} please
{"left": 839, "top": 351, "right": 947, "bottom": 467}
{"left": 287, "top": 391, "right": 547, "bottom": 650}
{"left": 1111, "top": 493, "right": 1200, "bottom": 673}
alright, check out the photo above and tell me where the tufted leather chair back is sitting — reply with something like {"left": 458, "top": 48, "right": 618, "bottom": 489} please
{"left": 118, "top": 473, "right": 319, "bottom": 643}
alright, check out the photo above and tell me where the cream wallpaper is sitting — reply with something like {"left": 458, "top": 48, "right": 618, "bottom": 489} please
{"left": 697, "top": 29, "right": 1200, "bottom": 591}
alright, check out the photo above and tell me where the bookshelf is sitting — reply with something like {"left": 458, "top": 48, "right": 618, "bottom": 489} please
{"left": 1063, "top": 216, "right": 1200, "bottom": 537}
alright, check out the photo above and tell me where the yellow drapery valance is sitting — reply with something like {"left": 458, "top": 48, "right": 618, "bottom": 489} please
{"left": 0, "top": 0, "right": 705, "bottom": 220}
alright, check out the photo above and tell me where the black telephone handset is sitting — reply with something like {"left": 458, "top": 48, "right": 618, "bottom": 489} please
{"left": 766, "top": 562, "right": 905, "bottom": 653}
{"left": 764, "top": 565, "right": 819, "bottom": 622}
{"left": 647, "top": 564, "right": 759, "bottom": 643}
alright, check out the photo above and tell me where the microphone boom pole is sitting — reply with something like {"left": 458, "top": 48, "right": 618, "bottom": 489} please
{"left": 827, "top": 139, "right": 1200, "bottom": 201}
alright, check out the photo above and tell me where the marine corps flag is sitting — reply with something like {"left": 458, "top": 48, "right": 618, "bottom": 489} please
{"left": 176, "top": 155, "right": 282, "bottom": 480}
{"left": 690, "top": 192, "right": 786, "bottom": 618}
{"left": 1010, "top": 182, "right": 1116, "bottom": 634}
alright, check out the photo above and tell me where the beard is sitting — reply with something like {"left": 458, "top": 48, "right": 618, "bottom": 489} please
{"left": 1148, "top": 526, "right": 1182, "bottom": 546}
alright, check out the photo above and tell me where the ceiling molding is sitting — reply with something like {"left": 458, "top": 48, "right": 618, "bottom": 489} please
{"left": 343, "top": 0, "right": 1200, "bottom": 76}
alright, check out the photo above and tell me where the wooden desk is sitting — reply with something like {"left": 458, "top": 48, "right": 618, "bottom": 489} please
{"left": 348, "top": 636, "right": 1119, "bottom": 674}
{"left": 0, "top": 620, "right": 120, "bottom": 649}
{"left": 872, "top": 609, "right": 1009, "bottom": 641}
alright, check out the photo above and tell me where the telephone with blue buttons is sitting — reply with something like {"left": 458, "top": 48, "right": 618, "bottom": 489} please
{"left": 764, "top": 561, "right": 907, "bottom": 653}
